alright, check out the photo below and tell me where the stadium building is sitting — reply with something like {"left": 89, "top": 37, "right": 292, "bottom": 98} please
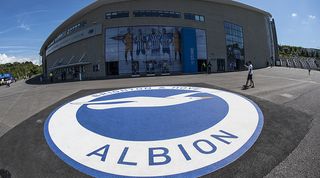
{"left": 40, "top": 0, "right": 278, "bottom": 80}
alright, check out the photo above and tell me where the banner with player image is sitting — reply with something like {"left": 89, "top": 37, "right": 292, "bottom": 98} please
{"left": 105, "top": 26, "right": 207, "bottom": 75}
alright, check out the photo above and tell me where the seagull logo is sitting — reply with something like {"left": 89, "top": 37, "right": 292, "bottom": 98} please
{"left": 45, "top": 86, "right": 264, "bottom": 178}
{"left": 72, "top": 91, "right": 212, "bottom": 110}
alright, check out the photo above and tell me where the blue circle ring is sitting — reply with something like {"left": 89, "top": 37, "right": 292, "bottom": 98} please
{"left": 44, "top": 89, "right": 264, "bottom": 178}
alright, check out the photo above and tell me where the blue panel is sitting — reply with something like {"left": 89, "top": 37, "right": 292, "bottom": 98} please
{"left": 181, "top": 28, "right": 198, "bottom": 73}
{"left": 3, "top": 73, "right": 12, "bottom": 78}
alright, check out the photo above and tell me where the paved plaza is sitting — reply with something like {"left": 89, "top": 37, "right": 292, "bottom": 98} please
{"left": 0, "top": 67, "right": 320, "bottom": 177}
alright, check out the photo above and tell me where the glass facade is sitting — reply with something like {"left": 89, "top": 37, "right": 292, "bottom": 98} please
{"left": 184, "top": 13, "right": 205, "bottom": 22}
{"left": 196, "top": 29, "right": 207, "bottom": 59}
{"left": 105, "top": 11, "right": 129, "bottom": 19}
{"left": 48, "top": 21, "right": 87, "bottom": 48}
{"left": 66, "top": 21, "right": 87, "bottom": 35}
{"left": 224, "top": 22, "right": 245, "bottom": 71}
{"left": 133, "top": 10, "right": 181, "bottom": 18}
{"left": 105, "top": 26, "right": 207, "bottom": 75}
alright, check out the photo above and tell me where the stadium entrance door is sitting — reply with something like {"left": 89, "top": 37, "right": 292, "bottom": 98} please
{"left": 106, "top": 62, "right": 119, "bottom": 76}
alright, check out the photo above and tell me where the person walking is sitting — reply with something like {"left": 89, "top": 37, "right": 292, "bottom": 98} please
{"left": 244, "top": 61, "right": 254, "bottom": 88}
{"left": 207, "top": 61, "right": 212, "bottom": 74}
{"left": 202, "top": 62, "right": 207, "bottom": 73}
{"left": 49, "top": 72, "right": 53, "bottom": 83}
{"left": 6, "top": 79, "right": 11, "bottom": 87}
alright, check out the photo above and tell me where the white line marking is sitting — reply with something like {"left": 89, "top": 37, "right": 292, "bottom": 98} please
{"left": 280, "top": 93, "right": 293, "bottom": 98}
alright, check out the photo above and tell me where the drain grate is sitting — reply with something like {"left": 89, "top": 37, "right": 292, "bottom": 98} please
{"left": 0, "top": 169, "right": 11, "bottom": 178}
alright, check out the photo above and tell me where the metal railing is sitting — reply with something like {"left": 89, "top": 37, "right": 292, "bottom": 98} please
{"left": 278, "top": 56, "right": 319, "bottom": 70}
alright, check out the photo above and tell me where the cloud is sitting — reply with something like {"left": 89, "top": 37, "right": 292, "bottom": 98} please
{"left": 0, "top": 53, "right": 39, "bottom": 65}
{"left": 18, "top": 23, "right": 31, "bottom": 31}
{"left": 15, "top": 10, "right": 49, "bottom": 18}
{"left": 0, "top": 45, "right": 36, "bottom": 50}
{"left": 291, "top": 13, "right": 298, "bottom": 17}
{"left": 0, "top": 24, "right": 31, "bottom": 35}
{"left": 0, "top": 9, "right": 48, "bottom": 34}
{"left": 0, "top": 27, "right": 17, "bottom": 34}
{"left": 308, "top": 15, "right": 316, "bottom": 20}
{"left": 301, "top": 15, "right": 317, "bottom": 25}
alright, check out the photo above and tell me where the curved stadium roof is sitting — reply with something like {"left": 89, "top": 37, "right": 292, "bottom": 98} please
{"left": 40, "top": 0, "right": 271, "bottom": 55}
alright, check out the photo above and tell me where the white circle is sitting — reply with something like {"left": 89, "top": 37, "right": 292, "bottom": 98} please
{"left": 45, "top": 86, "right": 263, "bottom": 177}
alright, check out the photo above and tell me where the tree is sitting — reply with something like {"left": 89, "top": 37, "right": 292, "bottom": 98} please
{"left": 0, "top": 61, "right": 42, "bottom": 80}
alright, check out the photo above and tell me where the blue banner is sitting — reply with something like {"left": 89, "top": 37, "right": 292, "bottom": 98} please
{"left": 181, "top": 28, "right": 198, "bottom": 73}
{"left": 0, "top": 73, "right": 12, "bottom": 79}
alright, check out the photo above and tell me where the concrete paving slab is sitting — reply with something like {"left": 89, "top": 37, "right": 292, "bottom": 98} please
{"left": 0, "top": 84, "right": 312, "bottom": 178}
{"left": 0, "top": 67, "right": 320, "bottom": 177}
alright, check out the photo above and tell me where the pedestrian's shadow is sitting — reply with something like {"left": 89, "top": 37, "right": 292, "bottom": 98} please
{"left": 0, "top": 168, "right": 11, "bottom": 178}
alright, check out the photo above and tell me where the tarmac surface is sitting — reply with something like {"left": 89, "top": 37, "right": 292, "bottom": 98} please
{"left": 0, "top": 67, "right": 319, "bottom": 178}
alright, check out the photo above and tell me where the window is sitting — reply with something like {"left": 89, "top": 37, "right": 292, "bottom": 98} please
{"left": 55, "top": 32, "right": 66, "bottom": 42}
{"left": 195, "top": 15, "right": 200, "bottom": 21}
{"left": 66, "top": 21, "right": 87, "bottom": 35}
{"left": 48, "top": 21, "right": 86, "bottom": 48}
{"left": 184, "top": 13, "right": 205, "bottom": 22}
{"left": 106, "top": 11, "right": 129, "bottom": 19}
{"left": 133, "top": 10, "right": 181, "bottom": 18}
{"left": 184, "top": 13, "right": 195, "bottom": 20}
{"left": 199, "top": 16, "right": 205, "bottom": 22}
{"left": 224, "top": 22, "right": 245, "bottom": 71}
{"left": 93, "top": 64, "right": 100, "bottom": 72}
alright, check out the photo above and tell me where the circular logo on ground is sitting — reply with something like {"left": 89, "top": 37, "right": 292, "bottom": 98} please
{"left": 44, "top": 86, "right": 264, "bottom": 177}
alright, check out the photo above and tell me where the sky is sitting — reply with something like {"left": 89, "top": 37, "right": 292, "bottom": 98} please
{"left": 0, "top": 0, "right": 94, "bottom": 64}
{"left": 235, "top": 0, "right": 320, "bottom": 48}
{"left": 0, "top": 0, "right": 319, "bottom": 65}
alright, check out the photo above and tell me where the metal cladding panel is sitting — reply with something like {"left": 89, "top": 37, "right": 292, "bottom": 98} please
{"left": 181, "top": 28, "right": 198, "bottom": 73}
{"left": 46, "top": 24, "right": 102, "bottom": 56}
